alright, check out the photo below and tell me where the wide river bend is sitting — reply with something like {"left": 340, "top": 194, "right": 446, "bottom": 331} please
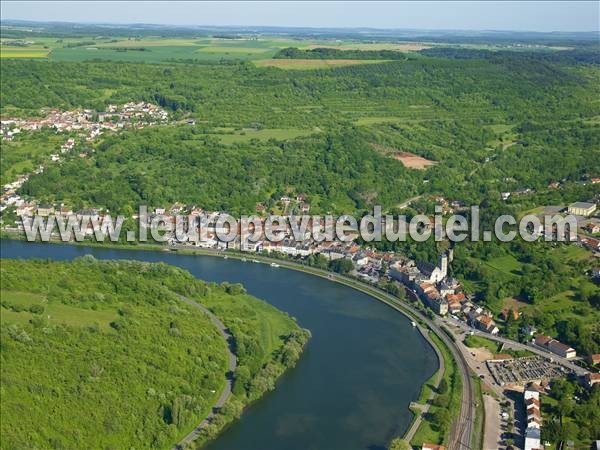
{"left": 1, "top": 240, "right": 438, "bottom": 450}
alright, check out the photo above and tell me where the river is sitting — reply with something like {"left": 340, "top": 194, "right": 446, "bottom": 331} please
{"left": 0, "top": 240, "right": 438, "bottom": 450}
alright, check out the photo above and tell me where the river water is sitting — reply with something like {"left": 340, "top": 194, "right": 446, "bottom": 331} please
{"left": 1, "top": 240, "right": 438, "bottom": 450}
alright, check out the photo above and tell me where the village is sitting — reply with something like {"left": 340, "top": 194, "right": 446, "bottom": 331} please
{"left": 4, "top": 197, "right": 597, "bottom": 357}
{"left": 0, "top": 102, "right": 169, "bottom": 214}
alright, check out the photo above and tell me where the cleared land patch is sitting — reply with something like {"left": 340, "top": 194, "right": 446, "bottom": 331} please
{"left": 370, "top": 143, "right": 437, "bottom": 169}
{"left": 394, "top": 152, "right": 437, "bottom": 169}
{"left": 1, "top": 290, "right": 118, "bottom": 330}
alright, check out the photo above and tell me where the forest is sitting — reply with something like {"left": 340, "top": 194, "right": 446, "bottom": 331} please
{"left": 273, "top": 47, "right": 409, "bottom": 60}
{"left": 0, "top": 257, "right": 308, "bottom": 449}
{"left": 2, "top": 51, "right": 598, "bottom": 215}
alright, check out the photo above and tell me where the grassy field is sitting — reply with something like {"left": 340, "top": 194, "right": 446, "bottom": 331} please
{"left": 44, "top": 37, "right": 300, "bottom": 63}
{"left": 482, "top": 245, "right": 599, "bottom": 328}
{"left": 304, "top": 42, "right": 430, "bottom": 51}
{"left": 464, "top": 334, "right": 500, "bottom": 354}
{"left": 483, "top": 255, "right": 523, "bottom": 277}
{"left": 1, "top": 290, "right": 118, "bottom": 330}
{"left": 0, "top": 131, "right": 67, "bottom": 184}
{"left": 0, "top": 131, "right": 68, "bottom": 185}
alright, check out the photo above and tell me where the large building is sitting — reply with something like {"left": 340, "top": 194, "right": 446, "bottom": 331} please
{"left": 534, "top": 335, "right": 577, "bottom": 359}
{"left": 568, "top": 202, "right": 597, "bottom": 217}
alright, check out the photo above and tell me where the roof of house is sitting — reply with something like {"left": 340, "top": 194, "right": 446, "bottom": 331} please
{"left": 588, "top": 354, "right": 600, "bottom": 364}
{"left": 447, "top": 293, "right": 466, "bottom": 303}
{"left": 534, "top": 335, "right": 552, "bottom": 346}
{"left": 422, "top": 444, "right": 446, "bottom": 450}
{"left": 569, "top": 201, "right": 596, "bottom": 209}
{"left": 548, "top": 340, "right": 575, "bottom": 352}
{"left": 478, "top": 315, "right": 494, "bottom": 326}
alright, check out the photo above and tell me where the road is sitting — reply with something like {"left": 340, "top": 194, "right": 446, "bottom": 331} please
{"left": 397, "top": 195, "right": 423, "bottom": 210}
{"left": 173, "top": 295, "right": 237, "bottom": 450}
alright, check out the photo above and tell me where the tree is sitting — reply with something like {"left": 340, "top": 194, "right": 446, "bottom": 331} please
{"left": 432, "top": 408, "right": 451, "bottom": 432}
{"left": 438, "top": 378, "right": 449, "bottom": 395}
{"left": 388, "top": 438, "right": 411, "bottom": 450}
{"left": 328, "top": 258, "right": 354, "bottom": 274}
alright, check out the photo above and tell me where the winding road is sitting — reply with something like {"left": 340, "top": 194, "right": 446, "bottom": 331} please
{"left": 173, "top": 295, "right": 237, "bottom": 450}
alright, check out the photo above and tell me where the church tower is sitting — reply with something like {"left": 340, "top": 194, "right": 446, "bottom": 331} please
{"left": 438, "top": 253, "right": 448, "bottom": 279}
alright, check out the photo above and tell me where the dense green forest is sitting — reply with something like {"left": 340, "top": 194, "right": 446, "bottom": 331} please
{"left": 0, "top": 258, "right": 308, "bottom": 449}
{"left": 419, "top": 47, "right": 600, "bottom": 65}
{"left": 273, "top": 47, "right": 409, "bottom": 60}
{"left": 1, "top": 24, "right": 600, "bottom": 450}
{"left": 2, "top": 53, "right": 598, "bottom": 214}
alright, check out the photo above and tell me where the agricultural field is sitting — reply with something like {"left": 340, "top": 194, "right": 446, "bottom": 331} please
{"left": 48, "top": 39, "right": 282, "bottom": 63}
{"left": 1, "top": 36, "right": 311, "bottom": 62}
{"left": 0, "top": 46, "right": 50, "bottom": 58}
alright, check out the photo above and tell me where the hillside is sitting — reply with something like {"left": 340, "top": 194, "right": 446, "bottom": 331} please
{"left": 0, "top": 257, "right": 308, "bottom": 449}
{"left": 2, "top": 54, "right": 598, "bottom": 215}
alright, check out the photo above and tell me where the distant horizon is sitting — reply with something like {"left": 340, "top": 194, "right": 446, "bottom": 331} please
{"left": 2, "top": 17, "right": 598, "bottom": 35}
{"left": 1, "top": 1, "right": 598, "bottom": 33}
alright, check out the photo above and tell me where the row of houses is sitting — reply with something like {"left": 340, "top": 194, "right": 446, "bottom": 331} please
{"left": 523, "top": 389, "right": 542, "bottom": 450}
